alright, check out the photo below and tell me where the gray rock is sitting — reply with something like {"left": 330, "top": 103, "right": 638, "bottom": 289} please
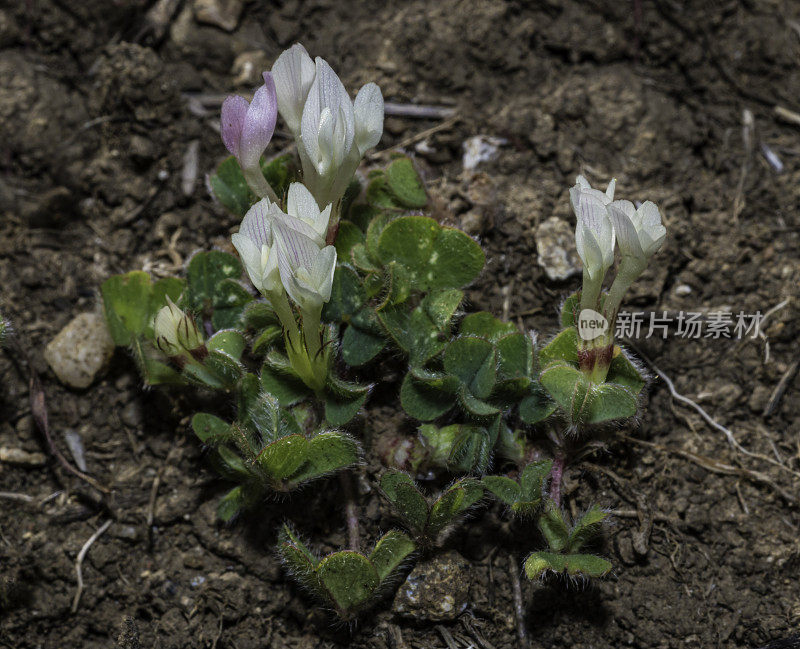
{"left": 193, "top": 0, "right": 243, "bottom": 31}
{"left": 392, "top": 550, "right": 471, "bottom": 622}
{"left": 535, "top": 216, "right": 581, "bottom": 281}
{"left": 44, "top": 312, "right": 115, "bottom": 389}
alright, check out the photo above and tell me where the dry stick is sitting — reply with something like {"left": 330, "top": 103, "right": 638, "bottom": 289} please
{"left": 0, "top": 491, "right": 35, "bottom": 504}
{"left": 628, "top": 342, "right": 800, "bottom": 481}
{"left": 339, "top": 471, "right": 360, "bottom": 552}
{"left": 625, "top": 436, "right": 795, "bottom": 504}
{"left": 72, "top": 518, "right": 113, "bottom": 613}
{"left": 384, "top": 102, "right": 457, "bottom": 119}
{"left": 508, "top": 554, "right": 530, "bottom": 649}
{"left": 371, "top": 115, "right": 460, "bottom": 157}
{"left": 763, "top": 357, "right": 800, "bottom": 417}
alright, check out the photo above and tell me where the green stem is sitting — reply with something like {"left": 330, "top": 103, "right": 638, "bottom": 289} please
{"left": 267, "top": 289, "right": 301, "bottom": 350}
{"left": 300, "top": 303, "right": 327, "bottom": 393}
{"left": 579, "top": 268, "right": 603, "bottom": 315}
{"left": 244, "top": 165, "right": 280, "bottom": 203}
{"left": 602, "top": 258, "right": 644, "bottom": 328}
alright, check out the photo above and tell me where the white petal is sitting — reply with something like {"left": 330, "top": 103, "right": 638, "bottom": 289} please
{"left": 232, "top": 232, "right": 266, "bottom": 292}
{"left": 310, "top": 245, "right": 337, "bottom": 302}
{"left": 353, "top": 82, "right": 383, "bottom": 155}
{"left": 238, "top": 198, "right": 274, "bottom": 249}
{"left": 576, "top": 220, "right": 605, "bottom": 280}
{"left": 605, "top": 178, "right": 616, "bottom": 202}
{"left": 314, "top": 107, "right": 335, "bottom": 175}
{"left": 272, "top": 43, "right": 316, "bottom": 136}
{"left": 607, "top": 202, "right": 644, "bottom": 260}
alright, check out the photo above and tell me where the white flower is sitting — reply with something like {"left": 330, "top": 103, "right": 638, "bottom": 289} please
{"left": 301, "top": 57, "right": 356, "bottom": 179}
{"left": 285, "top": 182, "right": 332, "bottom": 246}
{"left": 353, "top": 82, "right": 384, "bottom": 156}
{"left": 607, "top": 200, "right": 666, "bottom": 264}
{"left": 272, "top": 220, "right": 337, "bottom": 311}
{"left": 570, "top": 177, "right": 616, "bottom": 280}
{"left": 231, "top": 199, "right": 283, "bottom": 295}
{"left": 271, "top": 43, "right": 316, "bottom": 138}
{"left": 154, "top": 297, "right": 203, "bottom": 356}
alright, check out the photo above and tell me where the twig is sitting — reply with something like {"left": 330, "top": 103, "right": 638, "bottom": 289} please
{"left": 372, "top": 115, "right": 460, "bottom": 157}
{"left": 629, "top": 344, "right": 800, "bottom": 481}
{"left": 507, "top": 554, "right": 529, "bottom": 649}
{"left": 384, "top": 102, "right": 457, "bottom": 119}
{"left": 0, "top": 491, "right": 35, "bottom": 504}
{"left": 435, "top": 625, "right": 460, "bottom": 649}
{"left": 762, "top": 357, "right": 800, "bottom": 417}
{"left": 146, "top": 471, "right": 162, "bottom": 550}
{"left": 72, "top": 518, "right": 113, "bottom": 613}
{"left": 625, "top": 436, "right": 796, "bottom": 504}
{"left": 339, "top": 471, "right": 360, "bottom": 552}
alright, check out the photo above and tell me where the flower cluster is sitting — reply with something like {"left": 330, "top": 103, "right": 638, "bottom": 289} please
{"left": 570, "top": 175, "right": 666, "bottom": 381}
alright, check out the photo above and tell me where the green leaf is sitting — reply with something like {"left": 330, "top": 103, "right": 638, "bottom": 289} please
{"left": 130, "top": 338, "right": 186, "bottom": 386}
{"left": 444, "top": 336, "right": 497, "bottom": 399}
{"left": 519, "top": 460, "right": 553, "bottom": 502}
{"left": 257, "top": 434, "right": 309, "bottom": 482}
{"left": 378, "top": 303, "right": 448, "bottom": 366}
{"left": 186, "top": 251, "right": 243, "bottom": 312}
{"left": 539, "top": 363, "right": 588, "bottom": 414}
{"left": 381, "top": 474, "right": 428, "bottom": 533}
{"left": 448, "top": 424, "right": 494, "bottom": 473}
{"left": 210, "top": 279, "right": 252, "bottom": 330}
{"left": 260, "top": 153, "right": 297, "bottom": 199}
{"left": 279, "top": 524, "right": 319, "bottom": 567}
{"left": 365, "top": 211, "right": 395, "bottom": 263}
{"left": 584, "top": 383, "right": 637, "bottom": 423}
{"left": 317, "top": 552, "right": 379, "bottom": 612}
{"left": 207, "top": 330, "right": 245, "bottom": 360}
{"left": 101, "top": 271, "right": 153, "bottom": 345}
{"left": 341, "top": 324, "right": 386, "bottom": 366}
{"left": 217, "top": 486, "right": 245, "bottom": 522}
{"left": 524, "top": 551, "right": 612, "bottom": 579}
{"left": 261, "top": 359, "right": 310, "bottom": 406}
{"left": 539, "top": 503, "right": 570, "bottom": 552}
{"left": 606, "top": 350, "right": 646, "bottom": 394}
{"left": 386, "top": 156, "right": 427, "bottom": 208}
{"left": 560, "top": 292, "right": 581, "bottom": 328}
{"left": 323, "top": 265, "right": 365, "bottom": 323}
{"left": 482, "top": 476, "right": 522, "bottom": 506}
{"left": 209, "top": 156, "right": 254, "bottom": 218}
{"left": 210, "top": 445, "right": 251, "bottom": 481}
{"left": 400, "top": 373, "right": 455, "bottom": 421}
{"left": 252, "top": 325, "right": 283, "bottom": 355}
{"left": 458, "top": 388, "right": 502, "bottom": 419}
{"left": 290, "top": 432, "right": 360, "bottom": 483}
{"left": 459, "top": 312, "right": 516, "bottom": 343}
{"left": 324, "top": 382, "right": 369, "bottom": 426}
{"left": 189, "top": 350, "right": 242, "bottom": 389}
{"left": 334, "top": 221, "right": 366, "bottom": 260}
{"left": 368, "top": 531, "right": 416, "bottom": 582}
{"left": 192, "top": 412, "right": 232, "bottom": 444}
{"left": 539, "top": 328, "right": 579, "bottom": 367}
{"left": 567, "top": 505, "right": 609, "bottom": 553}
{"left": 376, "top": 216, "right": 484, "bottom": 292}
{"left": 421, "top": 288, "right": 463, "bottom": 330}
{"left": 243, "top": 301, "right": 279, "bottom": 330}
{"left": 427, "top": 487, "right": 471, "bottom": 536}
{"left": 496, "top": 333, "right": 532, "bottom": 379}
{"left": 519, "top": 389, "right": 557, "bottom": 424}
{"left": 366, "top": 174, "right": 403, "bottom": 210}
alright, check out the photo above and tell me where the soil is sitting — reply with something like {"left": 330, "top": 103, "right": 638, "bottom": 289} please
{"left": 2, "top": 0, "right": 800, "bottom": 648}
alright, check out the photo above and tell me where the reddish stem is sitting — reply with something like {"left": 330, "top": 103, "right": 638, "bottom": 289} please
{"left": 550, "top": 455, "right": 565, "bottom": 507}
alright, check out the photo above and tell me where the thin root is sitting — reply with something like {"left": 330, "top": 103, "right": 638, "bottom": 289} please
{"left": 72, "top": 518, "right": 113, "bottom": 613}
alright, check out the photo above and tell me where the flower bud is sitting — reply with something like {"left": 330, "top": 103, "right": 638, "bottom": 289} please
{"left": 221, "top": 72, "right": 278, "bottom": 171}
{"left": 154, "top": 298, "right": 205, "bottom": 362}
{"left": 271, "top": 43, "right": 316, "bottom": 138}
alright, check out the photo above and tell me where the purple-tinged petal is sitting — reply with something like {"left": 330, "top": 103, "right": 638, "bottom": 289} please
{"left": 221, "top": 95, "right": 249, "bottom": 159}
{"left": 239, "top": 72, "right": 278, "bottom": 169}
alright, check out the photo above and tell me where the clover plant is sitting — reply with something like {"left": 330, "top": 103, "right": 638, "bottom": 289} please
{"left": 101, "top": 42, "right": 667, "bottom": 619}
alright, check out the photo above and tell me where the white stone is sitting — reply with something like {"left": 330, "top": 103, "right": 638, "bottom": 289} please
{"left": 44, "top": 312, "right": 115, "bottom": 389}
{"left": 535, "top": 216, "right": 581, "bottom": 281}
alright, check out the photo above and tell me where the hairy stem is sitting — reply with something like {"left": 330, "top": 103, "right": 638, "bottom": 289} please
{"left": 340, "top": 471, "right": 360, "bottom": 552}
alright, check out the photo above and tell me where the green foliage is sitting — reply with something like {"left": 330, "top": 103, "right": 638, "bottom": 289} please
{"left": 184, "top": 251, "right": 251, "bottom": 330}
{"left": 209, "top": 154, "right": 298, "bottom": 218}
{"left": 482, "top": 459, "right": 552, "bottom": 517}
{"left": 379, "top": 470, "right": 484, "bottom": 543}
{"left": 191, "top": 392, "right": 361, "bottom": 518}
{"left": 524, "top": 501, "right": 611, "bottom": 580}
{"left": 277, "top": 525, "right": 415, "bottom": 619}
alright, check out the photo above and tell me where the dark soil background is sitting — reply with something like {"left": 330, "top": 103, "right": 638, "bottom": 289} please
{"left": 2, "top": 0, "right": 800, "bottom": 647}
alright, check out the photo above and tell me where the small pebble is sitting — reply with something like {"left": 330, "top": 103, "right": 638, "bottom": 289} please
{"left": 0, "top": 446, "right": 47, "bottom": 467}
{"left": 44, "top": 312, "right": 115, "bottom": 389}
{"left": 193, "top": 0, "right": 243, "bottom": 31}
{"left": 392, "top": 551, "right": 471, "bottom": 622}
{"left": 674, "top": 284, "right": 693, "bottom": 296}
{"left": 535, "top": 216, "right": 581, "bottom": 281}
